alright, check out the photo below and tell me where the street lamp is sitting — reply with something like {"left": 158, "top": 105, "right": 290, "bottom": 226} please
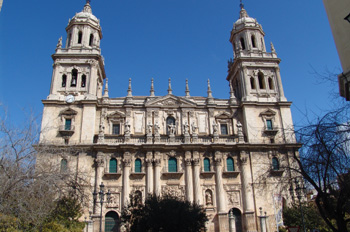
{"left": 93, "top": 182, "right": 111, "bottom": 232}
{"left": 289, "top": 179, "right": 306, "bottom": 232}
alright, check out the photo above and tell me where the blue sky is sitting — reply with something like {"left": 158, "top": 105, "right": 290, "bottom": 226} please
{"left": 0, "top": 0, "right": 342, "bottom": 127}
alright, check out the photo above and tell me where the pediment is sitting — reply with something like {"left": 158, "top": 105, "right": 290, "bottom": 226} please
{"left": 260, "top": 109, "right": 276, "bottom": 116}
{"left": 215, "top": 112, "right": 231, "bottom": 119}
{"left": 108, "top": 110, "right": 125, "bottom": 118}
{"left": 145, "top": 95, "right": 197, "bottom": 108}
{"left": 60, "top": 108, "right": 77, "bottom": 116}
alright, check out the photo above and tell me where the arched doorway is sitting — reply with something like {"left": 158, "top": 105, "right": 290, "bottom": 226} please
{"left": 228, "top": 208, "right": 242, "bottom": 232}
{"left": 105, "top": 211, "right": 119, "bottom": 232}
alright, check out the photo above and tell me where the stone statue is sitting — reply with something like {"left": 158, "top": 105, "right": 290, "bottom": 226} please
{"left": 206, "top": 191, "right": 213, "bottom": 206}
{"left": 168, "top": 124, "right": 176, "bottom": 136}
{"left": 183, "top": 123, "right": 189, "bottom": 135}
{"left": 56, "top": 37, "right": 62, "bottom": 49}
{"left": 191, "top": 122, "right": 198, "bottom": 135}
{"left": 147, "top": 123, "right": 153, "bottom": 136}
{"left": 154, "top": 122, "right": 160, "bottom": 136}
{"left": 124, "top": 121, "right": 131, "bottom": 136}
{"left": 213, "top": 122, "right": 218, "bottom": 134}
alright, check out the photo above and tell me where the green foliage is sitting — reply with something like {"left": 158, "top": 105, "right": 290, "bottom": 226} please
{"left": 43, "top": 196, "right": 85, "bottom": 232}
{"left": 283, "top": 203, "right": 332, "bottom": 232}
{"left": 0, "top": 213, "right": 20, "bottom": 232}
{"left": 121, "top": 194, "right": 208, "bottom": 232}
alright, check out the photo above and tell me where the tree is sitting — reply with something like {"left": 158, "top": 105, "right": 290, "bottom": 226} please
{"left": 121, "top": 194, "right": 208, "bottom": 232}
{"left": 292, "top": 106, "right": 350, "bottom": 232}
{"left": 0, "top": 107, "right": 89, "bottom": 231}
{"left": 283, "top": 203, "right": 332, "bottom": 232}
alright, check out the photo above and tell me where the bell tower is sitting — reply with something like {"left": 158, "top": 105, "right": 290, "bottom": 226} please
{"left": 227, "top": 4, "right": 286, "bottom": 102}
{"left": 47, "top": 0, "right": 106, "bottom": 101}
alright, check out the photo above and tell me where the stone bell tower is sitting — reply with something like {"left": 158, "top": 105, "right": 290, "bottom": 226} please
{"left": 227, "top": 4, "right": 286, "bottom": 103}
{"left": 40, "top": 1, "right": 106, "bottom": 144}
{"left": 47, "top": 0, "right": 106, "bottom": 102}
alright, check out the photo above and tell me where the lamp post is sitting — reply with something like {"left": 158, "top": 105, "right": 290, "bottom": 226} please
{"left": 93, "top": 182, "right": 111, "bottom": 232}
{"left": 289, "top": 180, "right": 306, "bottom": 232}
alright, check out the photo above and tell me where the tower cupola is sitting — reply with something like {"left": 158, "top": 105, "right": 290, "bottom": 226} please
{"left": 65, "top": 1, "right": 102, "bottom": 50}
{"left": 230, "top": 6, "right": 266, "bottom": 55}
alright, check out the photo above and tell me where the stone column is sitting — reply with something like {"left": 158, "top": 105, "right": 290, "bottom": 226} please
{"left": 154, "top": 158, "right": 161, "bottom": 196}
{"left": 145, "top": 158, "right": 153, "bottom": 197}
{"left": 240, "top": 150, "right": 257, "bottom": 231}
{"left": 214, "top": 156, "right": 225, "bottom": 213}
{"left": 93, "top": 152, "right": 104, "bottom": 214}
{"left": 185, "top": 158, "right": 194, "bottom": 202}
{"left": 275, "top": 67, "right": 286, "bottom": 101}
{"left": 122, "top": 157, "right": 131, "bottom": 208}
{"left": 192, "top": 158, "right": 201, "bottom": 204}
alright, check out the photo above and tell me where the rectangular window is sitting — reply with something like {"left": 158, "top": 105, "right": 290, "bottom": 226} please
{"left": 266, "top": 120, "right": 273, "bottom": 130}
{"left": 65, "top": 119, "right": 72, "bottom": 130}
{"left": 112, "top": 124, "right": 120, "bottom": 135}
{"left": 220, "top": 124, "right": 228, "bottom": 135}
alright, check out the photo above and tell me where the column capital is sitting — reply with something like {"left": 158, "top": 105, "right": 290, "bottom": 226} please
{"left": 193, "top": 158, "right": 200, "bottom": 166}
{"left": 185, "top": 158, "right": 192, "bottom": 166}
{"left": 95, "top": 152, "right": 104, "bottom": 167}
{"left": 145, "top": 158, "right": 153, "bottom": 167}
{"left": 123, "top": 158, "right": 131, "bottom": 167}
{"left": 214, "top": 157, "right": 222, "bottom": 166}
{"left": 240, "top": 150, "right": 249, "bottom": 164}
{"left": 154, "top": 158, "right": 161, "bottom": 167}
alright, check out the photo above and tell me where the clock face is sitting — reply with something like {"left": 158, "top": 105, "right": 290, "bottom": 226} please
{"left": 65, "top": 95, "right": 75, "bottom": 103}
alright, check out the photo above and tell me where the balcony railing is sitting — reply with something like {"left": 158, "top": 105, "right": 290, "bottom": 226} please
{"left": 98, "top": 134, "right": 238, "bottom": 145}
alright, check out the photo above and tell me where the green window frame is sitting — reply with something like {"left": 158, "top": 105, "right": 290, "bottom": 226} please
{"left": 65, "top": 119, "right": 71, "bottom": 130}
{"left": 109, "top": 158, "right": 117, "bottom": 173}
{"left": 168, "top": 157, "right": 177, "bottom": 173}
{"left": 272, "top": 157, "right": 279, "bottom": 171}
{"left": 266, "top": 119, "right": 273, "bottom": 130}
{"left": 60, "top": 159, "right": 67, "bottom": 172}
{"left": 135, "top": 159, "right": 142, "bottom": 173}
{"left": 226, "top": 157, "right": 234, "bottom": 172}
{"left": 204, "top": 158, "right": 210, "bottom": 172}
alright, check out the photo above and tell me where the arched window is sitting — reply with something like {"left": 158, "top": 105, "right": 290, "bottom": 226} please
{"left": 251, "top": 35, "right": 256, "bottom": 48}
{"left": 109, "top": 158, "right": 117, "bottom": 173}
{"left": 78, "top": 31, "right": 83, "bottom": 44}
{"left": 226, "top": 157, "right": 234, "bottom": 172}
{"left": 268, "top": 77, "right": 274, "bottom": 90}
{"left": 71, "top": 69, "right": 78, "bottom": 87}
{"left": 272, "top": 157, "right": 280, "bottom": 171}
{"left": 250, "top": 77, "right": 256, "bottom": 89}
{"left": 81, "top": 74, "right": 86, "bottom": 87}
{"left": 258, "top": 72, "right": 265, "bottom": 89}
{"left": 105, "top": 211, "right": 119, "bottom": 232}
{"left": 67, "top": 33, "right": 72, "bottom": 47}
{"left": 60, "top": 159, "right": 67, "bottom": 172}
{"left": 168, "top": 157, "right": 177, "bottom": 172}
{"left": 62, "top": 74, "right": 67, "bottom": 87}
{"left": 240, "top": 38, "right": 246, "bottom": 50}
{"left": 135, "top": 158, "right": 142, "bottom": 173}
{"left": 89, "top": 34, "right": 94, "bottom": 46}
{"left": 204, "top": 158, "right": 210, "bottom": 172}
{"left": 166, "top": 116, "right": 176, "bottom": 135}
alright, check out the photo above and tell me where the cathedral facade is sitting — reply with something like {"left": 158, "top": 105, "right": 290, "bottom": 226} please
{"left": 37, "top": 2, "right": 300, "bottom": 232}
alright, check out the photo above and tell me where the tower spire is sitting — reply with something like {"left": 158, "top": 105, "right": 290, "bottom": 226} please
{"left": 150, "top": 78, "right": 155, "bottom": 97}
{"left": 240, "top": 0, "right": 244, "bottom": 9}
{"left": 185, "top": 79, "right": 190, "bottom": 97}
{"left": 127, "top": 78, "right": 132, "bottom": 97}
{"left": 168, "top": 78, "right": 173, "bottom": 95}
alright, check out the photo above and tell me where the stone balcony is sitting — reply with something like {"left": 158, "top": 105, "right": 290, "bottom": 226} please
{"left": 94, "top": 134, "right": 240, "bottom": 145}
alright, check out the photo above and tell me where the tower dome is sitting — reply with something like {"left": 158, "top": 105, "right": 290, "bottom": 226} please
{"left": 233, "top": 7, "right": 260, "bottom": 30}
{"left": 71, "top": 2, "right": 99, "bottom": 26}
